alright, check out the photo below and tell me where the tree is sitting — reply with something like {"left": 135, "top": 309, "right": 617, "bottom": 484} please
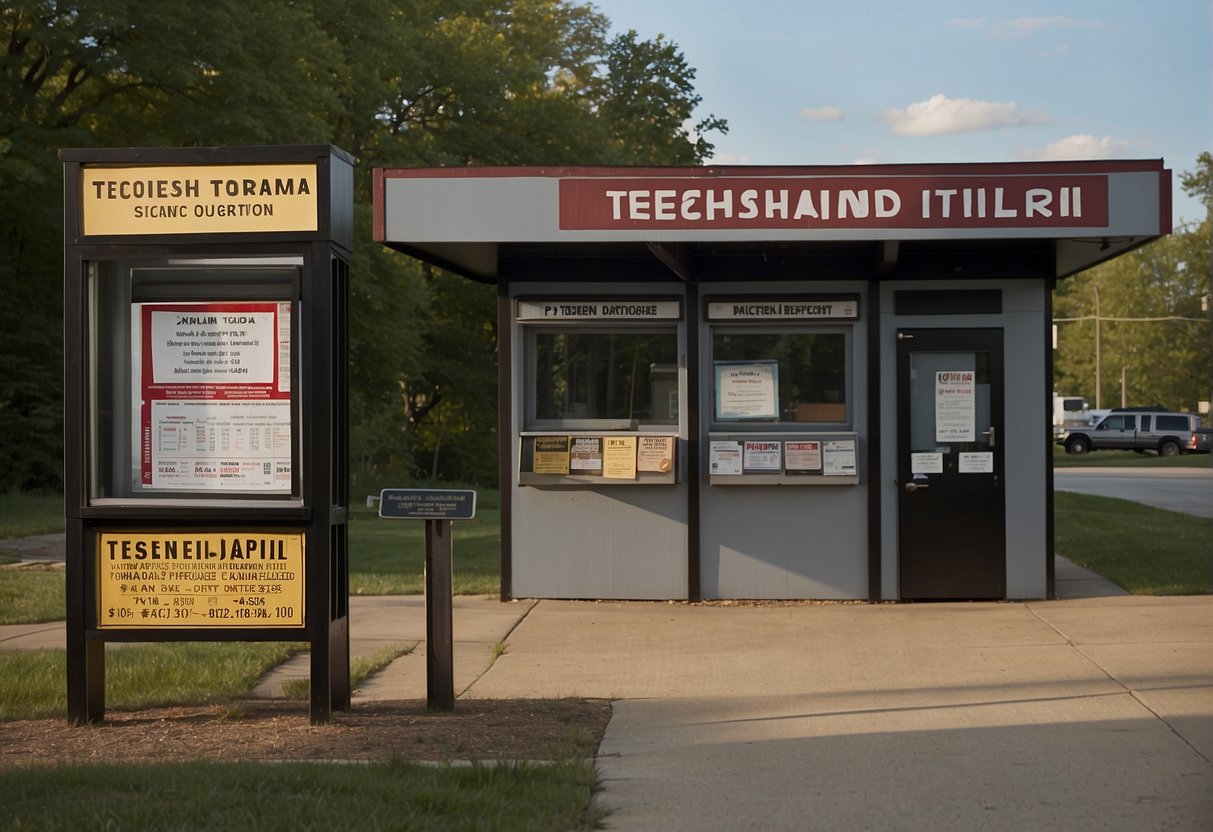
{"left": 1180, "top": 152, "right": 1213, "bottom": 420}
{"left": 1053, "top": 220, "right": 1210, "bottom": 413}
{"left": 0, "top": 0, "right": 726, "bottom": 490}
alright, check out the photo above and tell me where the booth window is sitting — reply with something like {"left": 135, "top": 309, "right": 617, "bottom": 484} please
{"left": 526, "top": 328, "right": 678, "bottom": 429}
{"left": 86, "top": 257, "right": 301, "bottom": 502}
{"left": 712, "top": 330, "right": 849, "bottom": 425}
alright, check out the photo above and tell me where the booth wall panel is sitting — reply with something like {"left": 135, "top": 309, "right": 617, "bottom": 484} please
{"left": 510, "top": 487, "right": 688, "bottom": 599}
{"left": 698, "top": 280, "right": 870, "bottom": 600}
{"left": 701, "top": 487, "right": 869, "bottom": 599}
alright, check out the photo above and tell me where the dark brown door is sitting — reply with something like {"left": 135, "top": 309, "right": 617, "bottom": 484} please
{"left": 897, "top": 328, "right": 1005, "bottom": 599}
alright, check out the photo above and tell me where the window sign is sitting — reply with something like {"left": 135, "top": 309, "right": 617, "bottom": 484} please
{"left": 822, "top": 440, "right": 858, "bottom": 476}
{"left": 532, "top": 436, "right": 571, "bottom": 474}
{"left": 785, "top": 440, "right": 823, "bottom": 473}
{"left": 136, "top": 301, "right": 292, "bottom": 492}
{"left": 714, "top": 361, "right": 779, "bottom": 421}
{"left": 935, "top": 370, "right": 976, "bottom": 442}
{"left": 569, "top": 437, "right": 603, "bottom": 472}
{"left": 743, "top": 440, "right": 782, "bottom": 472}
{"left": 709, "top": 441, "right": 743, "bottom": 475}
{"left": 637, "top": 436, "right": 675, "bottom": 473}
{"left": 603, "top": 436, "right": 638, "bottom": 479}
{"left": 711, "top": 329, "right": 848, "bottom": 425}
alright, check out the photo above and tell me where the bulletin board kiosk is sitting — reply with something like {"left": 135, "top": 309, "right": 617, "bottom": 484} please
{"left": 61, "top": 145, "right": 353, "bottom": 724}
{"left": 374, "top": 160, "right": 1170, "bottom": 603}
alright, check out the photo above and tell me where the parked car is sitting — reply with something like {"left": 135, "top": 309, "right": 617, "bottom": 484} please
{"left": 1057, "top": 408, "right": 1212, "bottom": 456}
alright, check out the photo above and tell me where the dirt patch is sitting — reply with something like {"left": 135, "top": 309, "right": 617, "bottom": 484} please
{"left": 0, "top": 699, "right": 611, "bottom": 770}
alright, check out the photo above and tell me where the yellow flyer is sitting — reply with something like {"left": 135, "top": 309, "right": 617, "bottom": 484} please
{"left": 602, "top": 436, "right": 638, "bottom": 479}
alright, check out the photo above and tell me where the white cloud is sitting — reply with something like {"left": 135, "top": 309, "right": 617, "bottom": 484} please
{"left": 800, "top": 105, "right": 843, "bottom": 122}
{"left": 987, "top": 16, "right": 1119, "bottom": 38}
{"left": 996, "top": 16, "right": 1082, "bottom": 37}
{"left": 880, "top": 94, "right": 1048, "bottom": 136}
{"left": 1040, "top": 134, "right": 1130, "bottom": 159}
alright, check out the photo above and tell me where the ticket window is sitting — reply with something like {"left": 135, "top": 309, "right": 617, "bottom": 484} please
{"left": 85, "top": 256, "right": 302, "bottom": 504}
{"left": 710, "top": 329, "right": 851, "bottom": 428}
{"left": 704, "top": 296, "right": 859, "bottom": 483}
{"left": 525, "top": 327, "right": 679, "bottom": 431}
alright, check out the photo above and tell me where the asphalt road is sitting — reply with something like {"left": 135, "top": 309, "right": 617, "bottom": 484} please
{"left": 1054, "top": 466, "right": 1213, "bottom": 518}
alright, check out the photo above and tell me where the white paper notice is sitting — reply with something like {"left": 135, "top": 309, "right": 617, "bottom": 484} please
{"left": 784, "top": 441, "right": 822, "bottom": 473}
{"left": 743, "top": 440, "right": 781, "bottom": 471}
{"left": 910, "top": 452, "right": 944, "bottom": 474}
{"left": 709, "top": 441, "right": 743, "bottom": 475}
{"left": 139, "top": 302, "right": 292, "bottom": 492}
{"left": 958, "top": 452, "right": 994, "bottom": 473}
{"left": 715, "top": 362, "right": 778, "bottom": 420}
{"left": 149, "top": 399, "right": 292, "bottom": 490}
{"left": 935, "top": 371, "right": 975, "bottom": 442}
{"left": 822, "top": 440, "right": 857, "bottom": 476}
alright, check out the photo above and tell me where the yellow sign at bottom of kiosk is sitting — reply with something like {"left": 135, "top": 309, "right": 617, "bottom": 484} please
{"left": 98, "top": 532, "right": 305, "bottom": 629}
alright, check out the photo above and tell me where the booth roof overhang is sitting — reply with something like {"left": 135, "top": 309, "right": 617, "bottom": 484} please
{"left": 373, "top": 159, "right": 1171, "bottom": 283}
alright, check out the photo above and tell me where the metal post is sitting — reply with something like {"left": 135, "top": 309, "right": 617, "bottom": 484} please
{"left": 425, "top": 519, "right": 455, "bottom": 710}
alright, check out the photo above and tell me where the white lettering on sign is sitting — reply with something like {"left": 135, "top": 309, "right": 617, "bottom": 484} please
{"left": 605, "top": 188, "right": 902, "bottom": 222}
{"left": 562, "top": 175, "right": 1108, "bottom": 230}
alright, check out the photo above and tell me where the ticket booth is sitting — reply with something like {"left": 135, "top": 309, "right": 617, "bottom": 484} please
{"left": 374, "top": 160, "right": 1170, "bottom": 602}
{"left": 61, "top": 145, "right": 353, "bottom": 723}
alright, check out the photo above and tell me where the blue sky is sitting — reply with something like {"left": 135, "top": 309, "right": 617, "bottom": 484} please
{"left": 590, "top": 0, "right": 1211, "bottom": 225}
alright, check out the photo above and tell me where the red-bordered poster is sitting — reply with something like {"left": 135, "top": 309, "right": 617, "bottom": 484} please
{"left": 139, "top": 302, "right": 292, "bottom": 491}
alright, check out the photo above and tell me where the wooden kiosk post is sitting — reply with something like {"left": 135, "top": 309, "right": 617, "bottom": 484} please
{"left": 60, "top": 145, "right": 354, "bottom": 725}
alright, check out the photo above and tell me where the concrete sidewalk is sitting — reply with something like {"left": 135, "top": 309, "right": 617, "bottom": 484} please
{"left": 2, "top": 562, "right": 1209, "bottom": 829}
{"left": 471, "top": 594, "right": 1212, "bottom": 830}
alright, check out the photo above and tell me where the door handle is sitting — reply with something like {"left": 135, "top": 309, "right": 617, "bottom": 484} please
{"left": 982, "top": 426, "right": 996, "bottom": 447}
{"left": 904, "top": 481, "right": 929, "bottom": 493}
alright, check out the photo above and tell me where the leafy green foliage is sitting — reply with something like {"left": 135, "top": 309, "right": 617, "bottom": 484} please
{"left": 1053, "top": 221, "right": 1211, "bottom": 413}
{"left": 1, "top": 0, "right": 726, "bottom": 490}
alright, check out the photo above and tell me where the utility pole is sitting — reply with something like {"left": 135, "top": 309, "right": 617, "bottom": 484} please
{"left": 1093, "top": 284, "right": 1102, "bottom": 410}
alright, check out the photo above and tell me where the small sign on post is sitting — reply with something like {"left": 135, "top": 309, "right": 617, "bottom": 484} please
{"left": 379, "top": 488, "right": 477, "bottom": 520}
{"left": 379, "top": 488, "right": 476, "bottom": 710}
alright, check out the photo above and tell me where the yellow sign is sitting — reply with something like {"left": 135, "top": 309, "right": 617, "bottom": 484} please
{"left": 97, "top": 532, "right": 305, "bottom": 628}
{"left": 603, "top": 436, "right": 638, "bottom": 479}
{"left": 81, "top": 163, "right": 319, "bottom": 236}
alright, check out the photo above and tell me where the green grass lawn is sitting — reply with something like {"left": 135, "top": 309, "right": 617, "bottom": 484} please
{"left": 1054, "top": 491, "right": 1212, "bottom": 594}
{"left": 347, "top": 498, "right": 501, "bottom": 596}
{"left": 0, "top": 642, "right": 304, "bottom": 721}
{"left": 1, "top": 759, "right": 602, "bottom": 832}
{"left": 1052, "top": 445, "right": 1213, "bottom": 468}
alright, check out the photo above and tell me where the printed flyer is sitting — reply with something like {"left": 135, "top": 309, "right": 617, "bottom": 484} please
{"left": 532, "top": 435, "right": 571, "bottom": 474}
{"left": 603, "top": 436, "right": 638, "bottom": 479}
{"left": 935, "top": 370, "right": 976, "bottom": 442}
{"left": 137, "top": 301, "right": 292, "bottom": 492}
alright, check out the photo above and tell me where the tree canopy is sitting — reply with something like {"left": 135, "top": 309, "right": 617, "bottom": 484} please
{"left": 1052, "top": 219, "right": 1210, "bottom": 413}
{"left": 0, "top": 0, "right": 726, "bottom": 491}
